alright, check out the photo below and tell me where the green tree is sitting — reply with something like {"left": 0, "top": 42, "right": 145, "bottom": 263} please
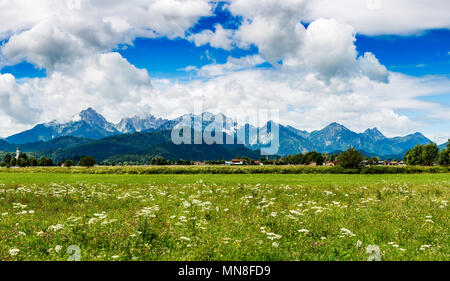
{"left": 79, "top": 156, "right": 96, "bottom": 167}
{"left": 438, "top": 139, "right": 450, "bottom": 166}
{"left": 151, "top": 156, "right": 168, "bottom": 165}
{"left": 38, "top": 156, "right": 54, "bottom": 166}
{"left": 3, "top": 154, "right": 12, "bottom": 165}
{"left": 10, "top": 158, "right": 17, "bottom": 167}
{"left": 18, "top": 153, "right": 28, "bottom": 161}
{"left": 421, "top": 142, "right": 439, "bottom": 166}
{"left": 18, "top": 158, "right": 27, "bottom": 167}
{"left": 27, "top": 158, "right": 38, "bottom": 167}
{"left": 64, "top": 159, "right": 74, "bottom": 168}
{"left": 304, "top": 151, "right": 325, "bottom": 166}
{"left": 404, "top": 145, "right": 424, "bottom": 166}
{"left": 337, "top": 148, "right": 362, "bottom": 169}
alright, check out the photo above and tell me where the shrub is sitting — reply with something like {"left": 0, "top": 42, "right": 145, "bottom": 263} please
{"left": 79, "top": 156, "right": 96, "bottom": 167}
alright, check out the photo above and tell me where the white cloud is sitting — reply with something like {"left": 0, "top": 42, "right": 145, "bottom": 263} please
{"left": 0, "top": 0, "right": 213, "bottom": 69}
{"left": 305, "top": 0, "right": 450, "bottom": 35}
{"left": 0, "top": 73, "right": 42, "bottom": 131}
{"left": 357, "top": 52, "right": 389, "bottom": 83}
{"left": 230, "top": 0, "right": 307, "bottom": 63}
{"left": 291, "top": 18, "right": 358, "bottom": 80}
{"left": 188, "top": 24, "right": 234, "bottom": 50}
{"left": 182, "top": 54, "right": 265, "bottom": 77}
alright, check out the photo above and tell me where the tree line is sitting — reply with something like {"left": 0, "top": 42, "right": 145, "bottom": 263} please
{"left": 404, "top": 141, "right": 449, "bottom": 166}
{"left": 1, "top": 153, "right": 96, "bottom": 168}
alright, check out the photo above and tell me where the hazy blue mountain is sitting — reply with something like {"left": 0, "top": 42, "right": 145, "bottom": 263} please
{"left": 5, "top": 108, "right": 119, "bottom": 144}
{"left": 105, "top": 142, "right": 261, "bottom": 163}
{"left": 0, "top": 139, "right": 15, "bottom": 152}
{"left": 37, "top": 130, "right": 261, "bottom": 163}
{"left": 439, "top": 142, "right": 449, "bottom": 150}
{"left": 252, "top": 121, "right": 432, "bottom": 157}
{"left": 0, "top": 136, "right": 93, "bottom": 153}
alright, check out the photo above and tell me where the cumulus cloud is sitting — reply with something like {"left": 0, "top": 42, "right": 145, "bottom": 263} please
{"left": 188, "top": 24, "right": 234, "bottom": 50}
{"left": 357, "top": 52, "right": 389, "bottom": 83}
{"left": 0, "top": 0, "right": 213, "bottom": 69}
{"left": 182, "top": 54, "right": 265, "bottom": 77}
{"left": 230, "top": 0, "right": 307, "bottom": 63}
{"left": 0, "top": 73, "right": 42, "bottom": 126}
{"left": 188, "top": 3, "right": 389, "bottom": 83}
{"left": 305, "top": 0, "right": 450, "bottom": 35}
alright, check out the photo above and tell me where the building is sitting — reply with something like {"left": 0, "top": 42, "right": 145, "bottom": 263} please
{"left": 231, "top": 159, "right": 245, "bottom": 165}
{"left": 194, "top": 162, "right": 206, "bottom": 166}
{"left": 15, "top": 146, "right": 20, "bottom": 161}
{"left": 324, "top": 161, "right": 335, "bottom": 167}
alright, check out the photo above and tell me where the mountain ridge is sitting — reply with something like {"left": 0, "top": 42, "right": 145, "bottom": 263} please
{"left": 2, "top": 108, "right": 444, "bottom": 159}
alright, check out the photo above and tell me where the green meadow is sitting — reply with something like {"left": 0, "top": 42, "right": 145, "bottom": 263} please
{"left": 0, "top": 171, "right": 448, "bottom": 261}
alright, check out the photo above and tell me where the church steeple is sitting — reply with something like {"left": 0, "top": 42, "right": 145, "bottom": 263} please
{"left": 15, "top": 146, "right": 20, "bottom": 161}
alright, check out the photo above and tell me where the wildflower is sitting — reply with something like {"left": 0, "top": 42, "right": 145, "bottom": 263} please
{"left": 55, "top": 245, "right": 62, "bottom": 253}
{"left": 272, "top": 242, "right": 279, "bottom": 248}
{"left": 9, "top": 249, "right": 20, "bottom": 256}
{"left": 297, "top": 229, "right": 309, "bottom": 234}
{"left": 180, "top": 236, "right": 191, "bottom": 241}
{"left": 340, "top": 228, "right": 356, "bottom": 237}
{"left": 424, "top": 219, "right": 434, "bottom": 223}
{"left": 270, "top": 212, "right": 277, "bottom": 217}
{"left": 266, "top": 233, "right": 282, "bottom": 240}
{"left": 356, "top": 240, "right": 362, "bottom": 248}
{"left": 112, "top": 255, "right": 120, "bottom": 259}
{"left": 47, "top": 224, "right": 64, "bottom": 231}
{"left": 366, "top": 245, "right": 381, "bottom": 261}
{"left": 18, "top": 231, "right": 26, "bottom": 236}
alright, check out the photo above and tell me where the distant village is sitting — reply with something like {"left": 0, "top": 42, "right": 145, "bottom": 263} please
{"left": 3, "top": 142, "right": 448, "bottom": 168}
{"left": 193, "top": 158, "right": 406, "bottom": 167}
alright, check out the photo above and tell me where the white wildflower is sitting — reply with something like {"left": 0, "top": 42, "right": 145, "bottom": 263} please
{"left": 297, "top": 229, "right": 309, "bottom": 234}
{"left": 266, "top": 233, "right": 282, "bottom": 240}
{"left": 9, "top": 249, "right": 20, "bottom": 256}
{"left": 366, "top": 245, "right": 381, "bottom": 261}
{"left": 47, "top": 224, "right": 64, "bottom": 231}
{"left": 340, "top": 228, "right": 356, "bottom": 237}
{"left": 55, "top": 245, "right": 62, "bottom": 253}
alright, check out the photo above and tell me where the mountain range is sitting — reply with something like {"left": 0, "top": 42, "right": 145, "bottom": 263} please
{"left": 1, "top": 108, "right": 446, "bottom": 161}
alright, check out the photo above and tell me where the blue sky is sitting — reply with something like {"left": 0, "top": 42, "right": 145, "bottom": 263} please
{"left": 0, "top": 0, "right": 448, "bottom": 143}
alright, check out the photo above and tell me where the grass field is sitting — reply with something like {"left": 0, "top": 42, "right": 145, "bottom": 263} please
{"left": 0, "top": 171, "right": 448, "bottom": 261}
